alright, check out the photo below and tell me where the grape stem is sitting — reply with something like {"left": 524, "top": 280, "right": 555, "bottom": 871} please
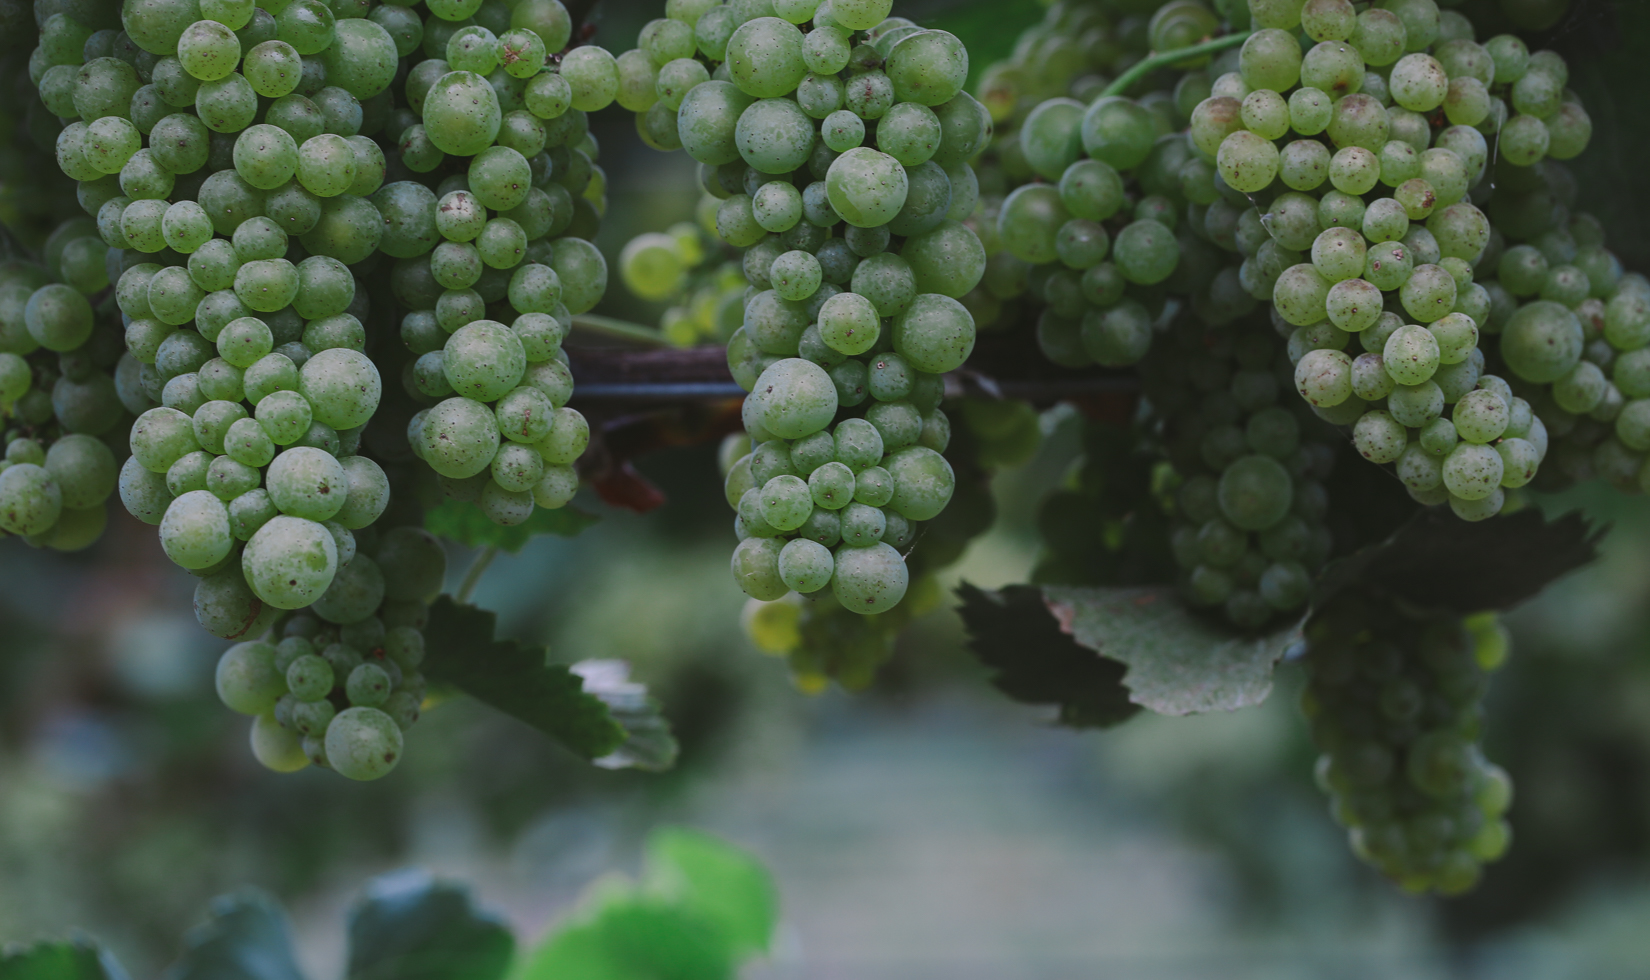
{"left": 1100, "top": 31, "right": 1255, "bottom": 99}
{"left": 571, "top": 314, "right": 673, "bottom": 347}
{"left": 456, "top": 546, "right": 498, "bottom": 604}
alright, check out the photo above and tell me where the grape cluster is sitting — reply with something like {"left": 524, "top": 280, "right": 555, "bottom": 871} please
{"left": 604, "top": 2, "right": 989, "bottom": 615}
{"left": 0, "top": 259, "right": 127, "bottom": 550}
{"left": 1208, "top": 11, "right": 1574, "bottom": 521}
{"left": 968, "top": 3, "right": 1192, "bottom": 363}
{"left": 738, "top": 397, "right": 1018, "bottom": 690}
{"left": 618, "top": 212, "right": 747, "bottom": 346}
{"left": 1151, "top": 313, "right": 1337, "bottom": 626}
{"left": 1302, "top": 592, "right": 1513, "bottom": 894}
{"left": 20, "top": 0, "right": 623, "bottom": 775}
{"left": 215, "top": 524, "right": 446, "bottom": 780}
{"left": 1477, "top": 172, "right": 1650, "bottom": 497}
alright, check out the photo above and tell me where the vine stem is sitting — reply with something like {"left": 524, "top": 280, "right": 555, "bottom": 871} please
{"left": 1100, "top": 31, "right": 1255, "bottom": 98}
{"left": 456, "top": 546, "right": 498, "bottom": 604}
{"left": 571, "top": 314, "right": 673, "bottom": 347}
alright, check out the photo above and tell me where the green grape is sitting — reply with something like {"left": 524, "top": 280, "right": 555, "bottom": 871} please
{"left": 417, "top": 396, "right": 500, "bottom": 478}
{"left": 546, "top": 237, "right": 606, "bottom": 314}
{"left": 217, "top": 316, "right": 273, "bottom": 369}
{"left": 777, "top": 538, "right": 832, "bottom": 593}
{"left": 24, "top": 284, "right": 94, "bottom": 351}
{"left": 838, "top": 500, "right": 885, "bottom": 546}
{"left": 422, "top": 70, "right": 501, "bottom": 156}
{"left": 197, "top": 170, "right": 267, "bottom": 236}
{"left": 84, "top": 116, "right": 142, "bottom": 175}
{"left": 231, "top": 124, "right": 300, "bottom": 191}
{"left": 753, "top": 181, "right": 803, "bottom": 232}
{"left": 216, "top": 641, "right": 285, "bottom": 715}
{"left": 161, "top": 201, "right": 214, "bottom": 253}
{"left": 1325, "top": 278, "right": 1383, "bottom": 333}
{"left": 1294, "top": 348, "right": 1353, "bottom": 407}
{"left": 1363, "top": 240, "right": 1413, "bottom": 291}
{"left": 297, "top": 347, "right": 379, "bottom": 429}
{"left": 770, "top": 250, "right": 821, "bottom": 302}
{"left": 1399, "top": 263, "right": 1457, "bottom": 324}
{"left": 559, "top": 44, "right": 618, "bottom": 112}
{"left": 1279, "top": 139, "right": 1330, "bottom": 191}
{"left": 256, "top": 389, "right": 315, "bottom": 445}
{"left": 1501, "top": 300, "right": 1583, "bottom": 383}
{"left": 1350, "top": 409, "right": 1406, "bottom": 463}
{"left": 1428, "top": 312, "right": 1478, "bottom": 365}
{"left": 1081, "top": 301, "right": 1152, "bottom": 367}
{"left": 1363, "top": 198, "right": 1409, "bottom": 243}
{"left": 294, "top": 133, "right": 357, "bottom": 197}
{"left": 159, "top": 489, "right": 233, "bottom": 569}
{"left": 207, "top": 456, "right": 260, "bottom": 500}
{"left": 0, "top": 463, "right": 62, "bottom": 535}
{"left": 120, "top": 148, "right": 176, "bottom": 200}
{"left": 1383, "top": 323, "right": 1440, "bottom": 386}
{"left": 754, "top": 358, "right": 837, "bottom": 439}
{"left": 734, "top": 98, "right": 815, "bottom": 175}
{"left": 890, "top": 293, "right": 973, "bottom": 373}
{"left": 733, "top": 536, "right": 788, "bottom": 600}
{"left": 1312, "top": 227, "right": 1367, "bottom": 283}
{"left": 225, "top": 416, "right": 277, "bottom": 466}
{"left": 830, "top": 540, "right": 907, "bottom": 613}
{"left": 324, "top": 706, "right": 403, "bottom": 780}
{"left": 1453, "top": 389, "right": 1509, "bottom": 444}
{"left": 448, "top": 26, "right": 500, "bottom": 76}
{"left": 825, "top": 147, "right": 908, "bottom": 228}
{"left": 1218, "top": 455, "right": 1293, "bottom": 531}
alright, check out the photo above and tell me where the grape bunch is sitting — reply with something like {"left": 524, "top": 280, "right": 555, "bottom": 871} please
{"left": 19, "top": 0, "right": 625, "bottom": 775}
{"left": 1463, "top": 158, "right": 1650, "bottom": 498}
{"left": 214, "top": 523, "right": 447, "bottom": 780}
{"left": 1302, "top": 591, "right": 1513, "bottom": 894}
{"left": 738, "top": 397, "right": 1019, "bottom": 690}
{"left": 617, "top": 211, "right": 747, "bottom": 346}
{"left": 0, "top": 256, "right": 127, "bottom": 550}
{"left": 387, "top": 0, "right": 613, "bottom": 526}
{"left": 606, "top": 2, "right": 991, "bottom": 615}
{"left": 1151, "top": 313, "right": 1339, "bottom": 626}
{"left": 1176, "top": 4, "right": 1593, "bottom": 521}
{"left": 967, "top": 1, "right": 1205, "bottom": 358}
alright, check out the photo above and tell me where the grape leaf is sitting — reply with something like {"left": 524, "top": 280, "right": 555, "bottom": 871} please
{"left": 956, "top": 583, "right": 1140, "bottom": 728}
{"left": 514, "top": 901, "right": 732, "bottom": 980}
{"left": 422, "top": 598, "right": 677, "bottom": 768}
{"left": 423, "top": 500, "right": 597, "bottom": 553}
{"left": 640, "top": 828, "right": 776, "bottom": 959}
{"left": 0, "top": 939, "right": 129, "bottom": 980}
{"left": 570, "top": 661, "right": 679, "bottom": 772}
{"left": 513, "top": 827, "right": 774, "bottom": 980}
{"left": 1313, "top": 507, "right": 1604, "bottom": 615}
{"left": 345, "top": 870, "right": 513, "bottom": 980}
{"left": 160, "top": 891, "right": 305, "bottom": 980}
{"left": 1043, "top": 586, "right": 1303, "bottom": 717}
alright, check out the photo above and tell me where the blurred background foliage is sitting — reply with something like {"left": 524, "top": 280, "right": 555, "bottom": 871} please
{"left": 8, "top": 1, "right": 1650, "bottom": 977}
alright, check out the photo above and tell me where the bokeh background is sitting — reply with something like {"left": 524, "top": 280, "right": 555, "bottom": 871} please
{"left": 7, "top": 1, "right": 1650, "bottom": 977}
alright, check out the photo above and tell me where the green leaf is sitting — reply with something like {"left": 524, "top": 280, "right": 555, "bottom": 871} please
{"left": 1042, "top": 585, "right": 1302, "bottom": 716}
{"left": 956, "top": 583, "right": 1140, "bottom": 729}
{"left": 423, "top": 500, "right": 598, "bottom": 553}
{"left": 0, "top": 939, "right": 128, "bottom": 980}
{"left": 571, "top": 661, "right": 680, "bottom": 772}
{"left": 1314, "top": 507, "right": 1604, "bottom": 615}
{"left": 640, "top": 829, "right": 776, "bottom": 959}
{"left": 160, "top": 891, "right": 305, "bottom": 980}
{"left": 423, "top": 597, "right": 680, "bottom": 767}
{"left": 514, "top": 900, "right": 733, "bottom": 980}
{"left": 514, "top": 828, "right": 775, "bottom": 980}
{"left": 346, "top": 870, "right": 514, "bottom": 980}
